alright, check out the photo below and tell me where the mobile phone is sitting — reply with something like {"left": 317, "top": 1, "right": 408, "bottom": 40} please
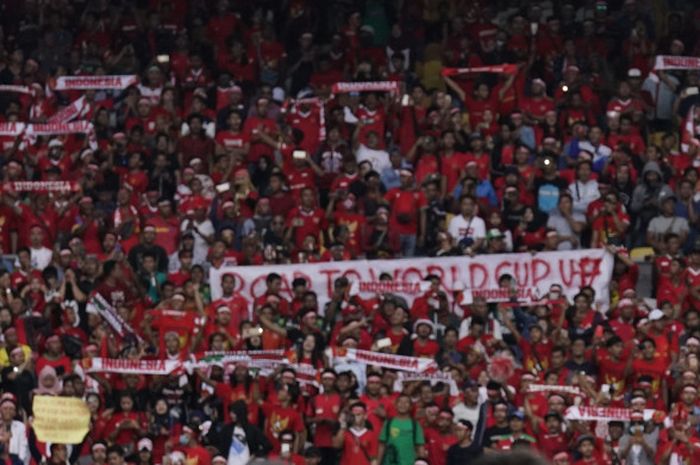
{"left": 376, "top": 337, "right": 392, "bottom": 349}
{"left": 530, "top": 22, "right": 539, "bottom": 35}
{"left": 244, "top": 327, "right": 262, "bottom": 338}
{"left": 686, "top": 87, "right": 699, "bottom": 96}
{"left": 215, "top": 182, "right": 230, "bottom": 193}
{"left": 401, "top": 94, "right": 410, "bottom": 106}
{"left": 156, "top": 54, "right": 170, "bottom": 64}
{"left": 292, "top": 150, "right": 307, "bottom": 160}
{"left": 280, "top": 444, "right": 291, "bottom": 454}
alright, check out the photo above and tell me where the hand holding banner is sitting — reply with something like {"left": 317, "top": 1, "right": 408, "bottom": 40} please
{"left": 32, "top": 396, "right": 90, "bottom": 444}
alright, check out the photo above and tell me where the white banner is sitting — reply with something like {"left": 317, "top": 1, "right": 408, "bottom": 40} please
{"left": 83, "top": 358, "right": 180, "bottom": 375}
{"left": 331, "top": 347, "right": 438, "bottom": 373}
{"left": 209, "top": 249, "right": 613, "bottom": 307}
{"left": 564, "top": 406, "right": 657, "bottom": 422}
{"left": 54, "top": 75, "right": 139, "bottom": 90}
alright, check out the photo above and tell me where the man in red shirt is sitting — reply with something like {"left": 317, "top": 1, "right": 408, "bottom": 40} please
{"left": 629, "top": 338, "right": 667, "bottom": 396}
{"left": 522, "top": 79, "right": 554, "bottom": 124}
{"left": 148, "top": 199, "right": 180, "bottom": 255}
{"left": 424, "top": 409, "right": 457, "bottom": 465}
{"left": 253, "top": 273, "right": 291, "bottom": 319}
{"left": 306, "top": 369, "right": 343, "bottom": 465}
{"left": 244, "top": 98, "right": 279, "bottom": 162}
{"left": 384, "top": 169, "right": 426, "bottom": 257}
{"left": 596, "top": 336, "right": 628, "bottom": 396}
{"left": 286, "top": 187, "right": 327, "bottom": 250}
{"left": 333, "top": 402, "right": 379, "bottom": 465}
{"left": 212, "top": 273, "right": 250, "bottom": 327}
{"left": 264, "top": 383, "right": 305, "bottom": 453}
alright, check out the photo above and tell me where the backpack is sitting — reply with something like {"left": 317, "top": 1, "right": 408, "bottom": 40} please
{"left": 381, "top": 417, "right": 417, "bottom": 465}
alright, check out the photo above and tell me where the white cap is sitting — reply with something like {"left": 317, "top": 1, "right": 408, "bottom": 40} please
{"left": 627, "top": 68, "right": 642, "bottom": 78}
{"left": 48, "top": 139, "right": 64, "bottom": 148}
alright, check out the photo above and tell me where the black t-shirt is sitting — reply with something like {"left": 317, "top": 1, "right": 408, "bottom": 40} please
{"left": 483, "top": 425, "right": 511, "bottom": 448}
{"left": 446, "top": 441, "right": 484, "bottom": 465}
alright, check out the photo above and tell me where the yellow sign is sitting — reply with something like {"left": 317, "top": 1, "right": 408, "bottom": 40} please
{"left": 32, "top": 396, "right": 90, "bottom": 444}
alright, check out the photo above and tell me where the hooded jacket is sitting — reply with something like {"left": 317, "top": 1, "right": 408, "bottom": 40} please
{"left": 630, "top": 161, "right": 674, "bottom": 215}
{"left": 208, "top": 400, "right": 271, "bottom": 458}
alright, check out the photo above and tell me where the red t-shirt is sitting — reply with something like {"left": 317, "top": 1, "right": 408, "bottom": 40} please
{"left": 536, "top": 431, "right": 569, "bottom": 459}
{"left": 441, "top": 152, "right": 468, "bottom": 194}
{"left": 150, "top": 309, "right": 200, "bottom": 355}
{"left": 264, "top": 405, "right": 305, "bottom": 452}
{"left": 286, "top": 207, "right": 327, "bottom": 249}
{"left": 215, "top": 130, "right": 249, "bottom": 150}
{"left": 384, "top": 188, "right": 427, "bottom": 236}
{"left": 339, "top": 429, "right": 379, "bottom": 465}
{"left": 307, "top": 393, "right": 342, "bottom": 447}
{"left": 211, "top": 294, "right": 249, "bottom": 329}
{"left": 424, "top": 428, "right": 457, "bottom": 465}
{"left": 521, "top": 96, "right": 555, "bottom": 120}
{"left": 181, "top": 445, "right": 211, "bottom": 465}
{"left": 243, "top": 115, "right": 278, "bottom": 162}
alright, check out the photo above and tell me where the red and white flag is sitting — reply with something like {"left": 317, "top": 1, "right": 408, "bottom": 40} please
{"left": 330, "top": 347, "right": 438, "bottom": 373}
{"left": 331, "top": 81, "right": 400, "bottom": 95}
{"left": 654, "top": 55, "right": 700, "bottom": 71}
{"left": 48, "top": 96, "right": 89, "bottom": 124}
{"left": 54, "top": 75, "right": 139, "bottom": 90}
{"left": 441, "top": 64, "right": 518, "bottom": 77}
{"left": 83, "top": 358, "right": 181, "bottom": 375}
{"left": 2, "top": 181, "right": 79, "bottom": 193}
{"left": 564, "top": 406, "right": 658, "bottom": 422}
{"left": 0, "top": 85, "right": 34, "bottom": 95}
{"left": 526, "top": 384, "right": 584, "bottom": 396}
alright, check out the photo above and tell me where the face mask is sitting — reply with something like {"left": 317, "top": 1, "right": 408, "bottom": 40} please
{"left": 179, "top": 434, "right": 189, "bottom": 446}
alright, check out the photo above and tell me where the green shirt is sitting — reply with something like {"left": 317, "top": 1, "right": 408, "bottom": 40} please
{"left": 379, "top": 417, "right": 425, "bottom": 465}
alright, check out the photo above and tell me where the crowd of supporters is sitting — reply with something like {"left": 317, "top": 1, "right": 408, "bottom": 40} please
{"left": 1, "top": 1, "right": 700, "bottom": 465}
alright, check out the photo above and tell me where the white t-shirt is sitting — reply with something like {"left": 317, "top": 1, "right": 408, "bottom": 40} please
{"left": 448, "top": 214, "right": 486, "bottom": 243}
{"left": 227, "top": 425, "right": 250, "bottom": 465}
{"left": 181, "top": 219, "right": 215, "bottom": 265}
{"left": 568, "top": 179, "right": 600, "bottom": 215}
{"left": 356, "top": 144, "right": 391, "bottom": 173}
